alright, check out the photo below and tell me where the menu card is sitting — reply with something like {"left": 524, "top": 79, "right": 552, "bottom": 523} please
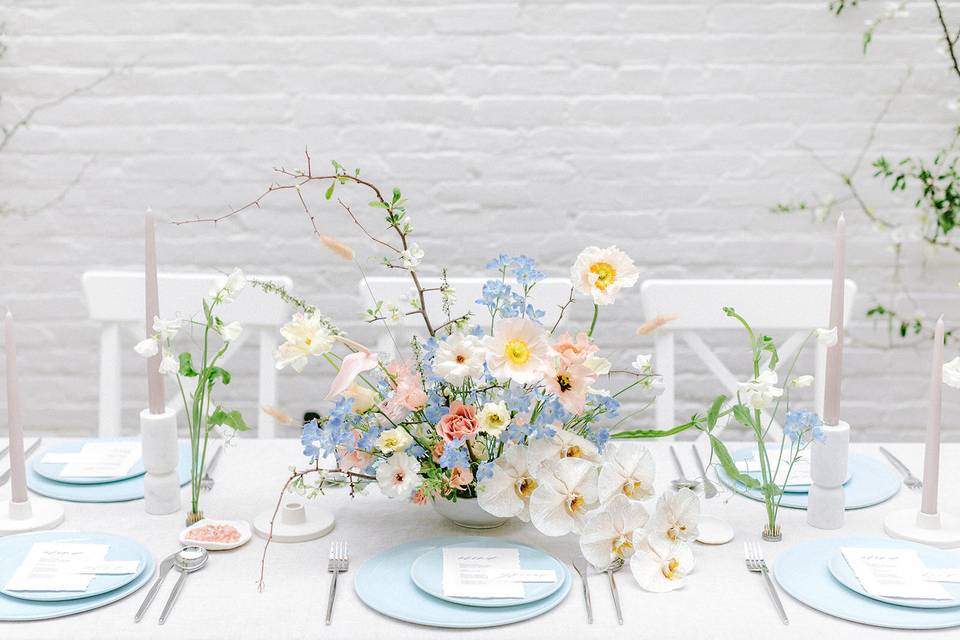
{"left": 57, "top": 442, "right": 142, "bottom": 478}
{"left": 4, "top": 543, "right": 139, "bottom": 592}
{"left": 735, "top": 450, "right": 811, "bottom": 486}
{"left": 442, "top": 547, "right": 525, "bottom": 599}
{"left": 841, "top": 547, "right": 954, "bottom": 600}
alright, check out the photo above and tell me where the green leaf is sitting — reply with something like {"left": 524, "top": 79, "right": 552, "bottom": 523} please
{"left": 392, "top": 188, "right": 401, "bottom": 204}
{"left": 368, "top": 201, "right": 388, "bottom": 209}
{"left": 708, "top": 434, "right": 760, "bottom": 490}
{"left": 324, "top": 181, "right": 335, "bottom": 200}
{"left": 706, "top": 394, "right": 727, "bottom": 431}
{"left": 208, "top": 406, "right": 249, "bottom": 432}
{"left": 760, "top": 335, "right": 779, "bottom": 369}
{"left": 205, "top": 366, "right": 231, "bottom": 386}
{"left": 732, "top": 404, "right": 756, "bottom": 430}
{"left": 178, "top": 353, "right": 198, "bottom": 377}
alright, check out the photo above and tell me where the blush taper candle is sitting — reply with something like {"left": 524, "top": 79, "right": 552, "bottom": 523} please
{"left": 822, "top": 214, "right": 846, "bottom": 426}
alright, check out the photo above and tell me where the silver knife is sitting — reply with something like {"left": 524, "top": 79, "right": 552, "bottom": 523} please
{"left": 0, "top": 437, "right": 42, "bottom": 486}
{"left": 879, "top": 447, "right": 923, "bottom": 490}
{"left": 135, "top": 551, "right": 180, "bottom": 622}
{"left": 572, "top": 557, "right": 593, "bottom": 624}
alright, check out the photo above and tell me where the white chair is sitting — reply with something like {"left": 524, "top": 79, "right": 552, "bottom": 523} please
{"left": 82, "top": 271, "right": 293, "bottom": 438}
{"left": 641, "top": 279, "right": 857, "bottom": 438}
{"left": 358, "top": 276, "right": 574, "bottom": 355}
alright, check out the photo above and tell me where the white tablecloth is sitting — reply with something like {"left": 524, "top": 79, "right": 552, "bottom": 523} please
{"left": 2, "top": 439, "right": 958, "bottom": 639}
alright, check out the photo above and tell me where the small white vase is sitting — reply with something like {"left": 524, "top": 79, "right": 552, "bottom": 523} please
{"left": 807, "top": 420, "right": 850, "bottom": 530}
{"left": 432, "top": 497, "right": 508, "bottom": 529}
{"left": 140, "top": 407, "right": 181, "bottom": 515}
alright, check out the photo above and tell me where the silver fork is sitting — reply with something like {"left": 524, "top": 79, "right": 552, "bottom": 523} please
{"left": 199, "top": 444, "right": 223, "bottom": 492}
{"left": 745, "top": 542, "right": 788, "bottom": 625}
{"left": 879, "top": 447, "right": 923, "bottom": 491}
{"left": 325, "top": 540, "right": 349, "bottom": 625}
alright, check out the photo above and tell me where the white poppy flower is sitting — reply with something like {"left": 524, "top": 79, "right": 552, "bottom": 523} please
{"left": 529, "top": 457, "right": 599, "bottom": 536}
{"left": 274, "top": 312, "right": 336, "bottom": 372}
{"left": 477, "top": 445, "right": 538, "bottom": 521}
{"left": 944, "top": 357, "right": 960, "bottom": 389}
{"left": 570, "top": 246, "right": 640, "bottom": 306}
{"left": 220, "top": 320, "right": 243, "bottom": 342}
{"left": 134, "top": 337, "right": 159, "bottom": 358}
{"left": 483, "top": 317, "right": 551, "bottom": 384}
{"left": 579, "top": 494, "right": 649, "bottom": 570}
{"left": 791, "top": 374, "right": 814, "bottom": 388}
{"left": 526, "top": 429, "right": 600, "bottom": 475}
{"left": 737, "top": 369, "right": 783, "bottom": 410}
{"left": 400, "top": 244, "right": 424, "bottom": 269}
{"left": 376, "top": 427, "right": 413, "bottom": 454}
{"left": 647, "top": 488, "right": 700, "bottom": 544}
{"left": 631, "top": 354, "right": 653, "bottom": 374}
{"left": 629, "top": 534, "right": 695, "bottom": 593}
{"left": 152, "top": 316, "right": 183, "bottom": 341}
{"left": 158, "top": 351, "right": 179, "bottom": 376}
{"left": 477, "top": 401, "right": 511, "bottom": 436}
{"left": 375, "top": 452, "right": 422, "bottom": 499}
{"left": 816, "top": 327, "right": 838, "bottom": 346}
{"left": 598, "top": 443, "right": 655, "bottom": 502}
{"left": 432, "top": 332, "right": 485, "bottom": 384}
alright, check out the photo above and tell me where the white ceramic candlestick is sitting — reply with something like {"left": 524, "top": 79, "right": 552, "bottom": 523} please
{"left": 807, "top": 421, "right": 850, "bottom": 529}
{"left": 253, "top": 499, "right": 335, "bottom": 543}
{"left": 140, "top": 407, "right": 180, "bottom": 515}
{"left": 885, "top": 317, "right": 960, "bottom": 547}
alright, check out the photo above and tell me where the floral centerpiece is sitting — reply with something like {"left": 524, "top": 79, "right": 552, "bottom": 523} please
{"left": 135, "top": 269, "right": 250, "bottom": 523}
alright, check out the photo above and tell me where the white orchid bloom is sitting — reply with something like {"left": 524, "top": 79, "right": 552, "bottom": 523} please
{"left": 579, "top": 494, "right": 649, "bottom": 570}
{"left": 647, "top": 487, "right": 700, "bottom": 544}
{"left": 791, "top": 374, "right": 814, "bottom": 388}
{"left": 630, "top": 534, "right": 695, "bottom": 592}
{"left": 598, "top": 443, "right": 656, "bottom": 502}
{"left": 432, "top": 332, "right": 485, "bottom": 384}
{"left": 526, "top": 429, "right": 600, "bottom": 475}
{"left": 529, "top": 457, "right": 599, "bottom": 536}
{"left": 220, "top": 320, "right": 243, "bottom": 343}
{"left": 477, "top": 445, "right": 538, "bottom": 521}
{"left": 816, "top": 327, "right": 838, "bottom": 347}
{"left": 944, "top": 357, "right": 960, "bottom": 389}
{"left": 375, "top": 453, "right": 421, "bottom": 499}
{"left": 134, "top": 337, "right": 159, "bottom": 358}
{"left": 737, "top": 369, "right": 783, "bottom": 410}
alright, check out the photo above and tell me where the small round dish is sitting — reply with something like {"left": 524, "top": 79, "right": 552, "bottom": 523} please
{"left": 828, "top": 544, "right": 960, "bottom": 609}
{"left": 695, "top": 515, "right": 735, "bottom": 545}
{"left": 409, "top": 539, "right": 565, "bottom": 608}
{"left": 179, "top": 519, "right": 252, "bottom": 551}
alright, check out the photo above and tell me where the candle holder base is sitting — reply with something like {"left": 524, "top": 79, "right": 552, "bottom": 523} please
{"left": 253, "top": 500, "right": 334, "bottom": 543}
{"left": 140, "top": 407, "right": 181, "bottom": 515}
{"left": 807, "top": 420, "right": 850, "bottom": 530}
{"left": 884, "top": 508, "right": 960, "bottom": 549}
{"left": 0, "top": 497, "right": 65, "bottom": 535}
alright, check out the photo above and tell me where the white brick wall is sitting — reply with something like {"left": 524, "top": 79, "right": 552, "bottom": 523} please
{"left": 1, "top": 0, "right": 959, "bottom": 440}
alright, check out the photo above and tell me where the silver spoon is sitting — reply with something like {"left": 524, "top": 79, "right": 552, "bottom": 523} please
{"left": 669, "top": 445, "right": 700, "bottom": 491}
{"left": 158, "top": 546, "right": 209, "bottom": 625}
{"left": 605, "top": 557, "right": 624, "bottom": 625}
{"left": 691, "top": 445, "right": 718, "bottom": 498}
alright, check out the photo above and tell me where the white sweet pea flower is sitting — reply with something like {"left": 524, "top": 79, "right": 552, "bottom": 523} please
{"left": 631, "top": 354, "right": 652, "bottom": 374}
{"left": 477, "top": 401, "right": 511, "bottom": 436}
{"left": 944, "top": 357, "right": 960, "bottom": 389}
{"left": 432, "top": 332, "right": 485, "bottom": 384}
{"left": 399, "top": 244, "right": 424, "bottom": 269}
{"left": 629, "top": 534, "right": 695, "bottom": 593}
{"left": 210, "top": 268, "right": 247, "bottom": 302}
{"left": 579, "top": 494, "right": 649, "bottom": 570}
{"left": 584, "top": 356, "right": 611, "bottom": 376}
{"left": 376, "top": 427, "right": 413, "bottom": 454}
{"left": 134, "top": 337, "right": 159, "bottom": 358}
{"left": 158, "top": 351, "right": 179, "bottom": 376}
{"left": 152, "top": 316, "right": 183, "bottom": 341}
{"left": 598, "top": 443, "right": 656, "bottom": 502}
{"left": 647, "top": 487, "right": 700, "bottom": 544}
{"left": 791, "top": 374, "right": 814, "bottom": 388}
{"left": 816, "top": 327, "right": 838, "bottom": 346}
{"left": 477, "top": 444, "right": 538, "bottom": 521}
{"left": 526, "top": 429, "right": 600, "bottom": 475}
{"left": 220, "top": 320, "right": 243, "bottom": 342}
{"left": 375, "top": 452, "right": 421, "bottom": 499}
{"left": 737, "top": 369, "right": 783, "bottom": 410}
{"left": 529, "top": 457, "right": 599, "bottom": 536}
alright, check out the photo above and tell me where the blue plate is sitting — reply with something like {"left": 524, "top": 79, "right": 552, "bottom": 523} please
{"left": 828, "top": 541, "right": 960, "bottom": 609}
{"left": 774, "top": 537, "right": 960, "bottom": 629}
{"left": 409, "top": 539, "right": 566, "bottom": 608}
{"left": 355, "top": 536, "right": 571, "bottom": 628}
{"left": 33, "top": 439, "right": 145, "bottom": 485}
{"left": 0, "top": 531, "right": 148, "bottom": 602}
{"left": 26, "top": 441, "right": 191, "bottom": 503}
{"left": 715, "top": 451, "right": 899, "bottom": 510}
{"left": 0, "top": 532, "right": 154, "bottom": 621}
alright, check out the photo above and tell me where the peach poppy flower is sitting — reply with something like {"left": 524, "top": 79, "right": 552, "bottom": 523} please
{"left": 551, "top": 332, "right": 598, "bottom": 365}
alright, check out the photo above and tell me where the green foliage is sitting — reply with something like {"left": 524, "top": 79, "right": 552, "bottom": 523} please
{"left": 178, "top": 352, "right": 198, "bottom": 377}
{"left": 208, "top": 406, "right": 249, "bottom": 432}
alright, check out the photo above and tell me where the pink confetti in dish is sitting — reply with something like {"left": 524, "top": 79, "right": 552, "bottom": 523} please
{"left": 185, "top": 523, "right": 242, "bottom": 544}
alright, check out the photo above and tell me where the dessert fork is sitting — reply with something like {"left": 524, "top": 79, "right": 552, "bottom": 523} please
{"left": 744, "top": 541, "right": 788, "bottom": 625}
{"left": 325, "top": 540, "right": 349, "bottom": 625}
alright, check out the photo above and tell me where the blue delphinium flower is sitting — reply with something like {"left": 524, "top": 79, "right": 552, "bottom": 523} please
{"left": 500, "top": 421, "right": 531, "bottom": 444}
{"left": 438, "top": 439, "right": 471, "bottom": 469}
{"left": 476, "top": 461, "right": 496, "bottom": 481}
{"left": 589, "top": 394, "right": 620, "bottom": 418}
{"left": 357, "top": 425, "right": 383, "bottom": 451}
{"left": 502, "top": 386, "right": 532, "bottom": 413}
{"left": 406, "top": 443, "right": 427, "bottom": 459}
{"left": 301, "top": 419, "right": 323, "bottom": 459}
{"left": 511, "top": 255, "right": 545, "bottom": 286}
{"left": 485, "top": 254, "right": 513, "bottom": 270}
{"left": 784, "top": 410, "right": 824, "bottom": 444}
{"left": 535, "top": 397, "right": 570, "bottom": 425}
{"left": 587, "top": 427, "right": 610, "bottom": 452}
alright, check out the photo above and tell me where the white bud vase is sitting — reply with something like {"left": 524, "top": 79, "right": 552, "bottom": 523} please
{"left": 807, "top": 420, "right": 849, "bottom": 529}
{"left": 140, "top": 408, "right": 180, "bottom": 515}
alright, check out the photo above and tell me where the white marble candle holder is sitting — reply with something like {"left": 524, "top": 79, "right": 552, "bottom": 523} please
{"left": 0, "top": 496, "right": 64, "bottom": 535}
{"left": 253, "top": 500, "right": 334, "bottom": 543}
{"left": 140, "top": 407, "right": 180, "bottom": 515}
{"left": 807, "top": 420, "right": 850, "bottom": 530}
{"left": 884, "top": 508, "right": 960, "bottom": 548}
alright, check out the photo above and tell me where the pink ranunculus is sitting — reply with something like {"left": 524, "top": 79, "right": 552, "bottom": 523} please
{"left": 431, "top": 441, "right": 446, "bottom": 463}
{"left": 436, "top": 400, "right": 481, "bottom": 443}
{"left": 379, "top": 360, "right": 428, "bottom": 420}
{"left": 412, "top": 488, "right": 428, "bottom": 505}
{"left": 336, "top": 430, "right": 372, "bottom": 471}
{"left": 448, "top": 466, "right": 474, "bottom": 491}
{"left": 551, "top": 331, "right": 598, "bottom": 365}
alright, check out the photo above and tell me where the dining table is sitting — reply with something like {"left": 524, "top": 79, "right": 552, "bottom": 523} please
{"left": 1, "top": 438, "right": 958, "bottom": 639}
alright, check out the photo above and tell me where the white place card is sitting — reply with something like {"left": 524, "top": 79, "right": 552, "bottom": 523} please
{"left": 4, "top": 543, "right": 109, "bottom": 592}
{"left": 65, "top": 560, "right": 140, "bottom": 575}
{"left": 735, "top": 450, "right": 812, "bottom": 486}
{"left": 923, "top": 568, "right": 960, "bottom": 583}
{"left": 59, "top": 442, "right": 142, "bottom": 478}
{"left": 442, "top": 547, "right": 524, "bottom": 599}
{"left": 841, "top": 547, "right": 954, "bottom": 600}
{"left": 488, "top": 569, "right": 557, "bottom": 583}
